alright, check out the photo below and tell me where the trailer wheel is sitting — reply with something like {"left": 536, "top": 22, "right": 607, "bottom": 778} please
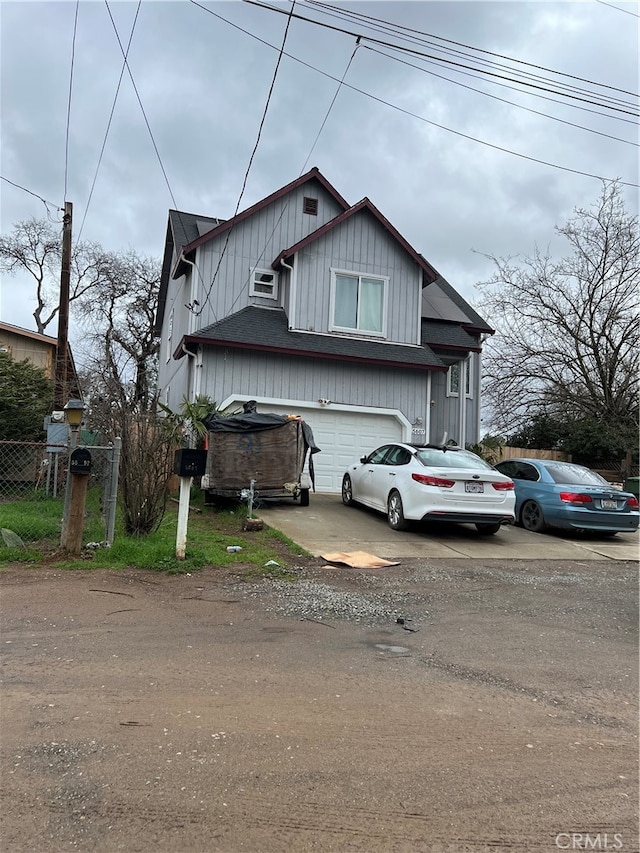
{"left": 299, "top": 488, "right": 310, "bottom": 507}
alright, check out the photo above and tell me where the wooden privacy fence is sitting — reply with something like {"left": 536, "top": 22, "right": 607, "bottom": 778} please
{"left": 480, "top": 445, "right": 638, "bottom": 485}
{"left": 494, "top": 447, "right": 569, "bottom": 462}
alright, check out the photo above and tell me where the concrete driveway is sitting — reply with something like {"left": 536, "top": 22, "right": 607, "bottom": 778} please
{"left": 259, "top": 493, "right": 640, "bottom": 561}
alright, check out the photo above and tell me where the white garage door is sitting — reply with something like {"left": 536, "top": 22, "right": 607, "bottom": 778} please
{"left": 255, "top": 404, "right": 406, "bottom": 493}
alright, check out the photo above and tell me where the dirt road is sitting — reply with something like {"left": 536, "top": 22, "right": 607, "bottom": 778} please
{"left": 1, "top": 557, "right": 638, "bottom": 852}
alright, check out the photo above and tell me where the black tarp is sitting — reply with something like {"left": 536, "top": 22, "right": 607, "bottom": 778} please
{"left": 203, "top": 411, "right": 320, "bottom": 454}
{"left": 202, "top": 410, "right": 321, "bottom": 490}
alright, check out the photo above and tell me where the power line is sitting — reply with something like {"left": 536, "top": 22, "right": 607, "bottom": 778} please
{"left": 364, "top": 44, "right": 637, "bottom": 147}
{"left": 224, "top": 37, "right": 363, "bottom": 319}
{"left": 105, "top": 0, "right": 179, "bottom": 209}
{"left": 304, "top": 0, "right": 638, "bottom": 112}
{"left": 78, "top": 0, "right": 142, "bottom": 242}
{"left": 304, "top": 0, "right": 639, "bottom": 98}
{"left": 595, "top": 0, "right": 640, "bottom": 16}
{"left": 64, "top": 0, "right": 80, "bottom": 203}
{"left": 0, "top": 176, "right": 62, "bottom": 216}
{"left": 245, "top": 0, "right": 639, "bottom": 113}
{"left": 192, "top": 0, "right": 297, "bottom": 320}
{"left": 189, "top": 3, "right": 639, "bottom": 188}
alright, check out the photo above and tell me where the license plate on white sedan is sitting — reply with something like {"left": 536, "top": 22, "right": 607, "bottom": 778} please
{"left": 465, "top": 482, "right": 484, "bottom": 493}
{"left": 601, "top": 499, "right": 618, "bottom": 510}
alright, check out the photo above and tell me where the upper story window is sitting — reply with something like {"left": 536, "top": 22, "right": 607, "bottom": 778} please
{"left": 331, "top": 269, "right": 387, "bottom": 336}
{"left": 447, "top": 355, "right": 473, "bottom": 397}
{"left": 250, "top": 268, "right": 279, "bottom": 300}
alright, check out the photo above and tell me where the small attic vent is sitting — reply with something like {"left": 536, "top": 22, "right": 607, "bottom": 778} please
{"left": 303, "top": 196, "right": 318, "bottom": 215}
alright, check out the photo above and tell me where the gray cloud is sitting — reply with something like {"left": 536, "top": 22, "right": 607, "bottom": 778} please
{"left": 1, "top": 0, "right": 637, "bottom": 337}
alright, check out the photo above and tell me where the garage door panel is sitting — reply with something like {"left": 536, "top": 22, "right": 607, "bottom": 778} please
{"left": 239, "top": 402, "right": 405, "bottom": 493}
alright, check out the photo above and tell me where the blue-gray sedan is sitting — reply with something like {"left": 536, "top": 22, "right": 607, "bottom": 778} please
{"left": 494, "top": 458, "right": 639, "bottom": 535}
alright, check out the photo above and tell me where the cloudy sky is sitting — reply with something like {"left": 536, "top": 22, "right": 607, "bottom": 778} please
{"left": 1, "top": 0, "right": 638, "bottom": 344}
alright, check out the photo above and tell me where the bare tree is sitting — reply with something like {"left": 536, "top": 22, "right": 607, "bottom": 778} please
{"left": 0, "top": 217, "right": 109, "bottom": 334}
{"left": 75, "top": 251, "right": 172, "bottom": 535}
{"left": 476, "top": 181, "right": 639, "bottom": 448}
{"left": 76, "top": 250, "right": 161, "bottom": 414}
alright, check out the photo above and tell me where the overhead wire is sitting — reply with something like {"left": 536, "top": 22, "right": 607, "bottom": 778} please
{"left": 304, "top": 0, "right": 637, "bottom": 112}
{"left": 105, "top": 0, "right": 179, "bottom": 209}
{"left": 223, "top": 37, "right": 362, "bottom": 318}
{"left": 78, "top": 0, "right": 143, "bottom": 242}
{"left": 0, "top": 176, "right": 63, "bottom": 219}
{"left": 64, "top": 0, "right": 80, "bottom": 203}
{"left": 366, "top": 43, "right": 638, "bottom": 129}
{"left": 595, "top": 0, "right": 640, "bottom": 16}
{"left": 244, "top": 0, "right": 639, "bottom": 113}
{"left": 73, "top": 1, "right": 210, "bottom": 315}
{"left": 189, "top": 2, "right": 639, "bottom": 188}
{"left": 303, "top": 0, "right": 639, "bottom": 99}
{"left": 363, "top": 44, "right": 637, "bottom": 147}
{"left": 192, "top": 0, "right": 298, "bottom": 320}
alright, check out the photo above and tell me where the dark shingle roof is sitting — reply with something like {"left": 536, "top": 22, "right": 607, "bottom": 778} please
{"left": 169, "top": 210, "right": 223, "bottom": 253}
{"left": 274, "top": 198, "right": 438, "bottom": 285}
{"left": 182, "top": 307, "right": 446, "bottom": 371}
{"left": 424, "top": 273, "right": 493, "bottom": 334}
{"left": 421, "top": 319, "right": 481, "bottom": 352}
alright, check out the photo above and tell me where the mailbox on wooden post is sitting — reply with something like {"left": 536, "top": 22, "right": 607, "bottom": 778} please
{"left": 70, "top": 447, "right": 92, "bottom": 475}
{"left": 174, "top": 448, "right": 208, "bottom": 560}
{"left": 61, "top": 400, "right": 89, "bottom": 555}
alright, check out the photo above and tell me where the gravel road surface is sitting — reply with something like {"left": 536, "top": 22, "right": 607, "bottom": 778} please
{"left": 1, "top": 555, "right": 638, "bottom": 853}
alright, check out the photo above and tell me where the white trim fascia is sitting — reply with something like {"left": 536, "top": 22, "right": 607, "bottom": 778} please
{"left": 415, "top": 267, "right": 422, "bottom": 346}
{"left": 459, "top": 357, "right": 467, "bottom": 446}
{"left": 219, "top": 393, "right": 413, "bottom": 441}
{"left": 194, "top": 345, "right": 203, "bottom": 399}
{"left": 286, "top": 252, "right": 298, "bottom": 328}
{"left": 475, "top": 348, "right": 483, "bottom": 444}
{"left": 425, "top": 372, "right": 432, "bottom": 441}
{"left": 290, "top": 327, "right": 426, "bottom": 350}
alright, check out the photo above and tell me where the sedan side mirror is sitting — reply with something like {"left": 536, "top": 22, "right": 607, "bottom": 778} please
{"left": 360, "top": 456, "right": 368, "bottom": 464}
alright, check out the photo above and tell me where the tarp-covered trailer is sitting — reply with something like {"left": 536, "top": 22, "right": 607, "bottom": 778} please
{"left": 201, "top": 409, "right": 320, "bottom": 507}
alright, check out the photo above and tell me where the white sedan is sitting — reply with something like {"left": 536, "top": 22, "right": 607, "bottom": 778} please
{"left": 342, "top": 443, "right": 516, "bottom": 534}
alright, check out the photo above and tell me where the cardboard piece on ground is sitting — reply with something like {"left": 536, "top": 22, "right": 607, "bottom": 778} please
{"left": 320, "top": 551, "right": 400, "bottom": 569}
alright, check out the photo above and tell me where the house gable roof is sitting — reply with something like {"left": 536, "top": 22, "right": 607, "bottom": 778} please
{"left": 421, "top": 319, "right": 482, "bottom": 353}
{"left": 156, "top": 210, "right": 224, "bottom": 335}
{"left": 272, "top": 197, "right": 439, "bottom": 286}
{"left": 422, "top": 274, "right": 493, "bottom": 334}
{"left": 0, "top": 321, "right": 81, "bottom": 396}
{"left": 179, "top": 306, "right": 446, "bottom": 372}
{"left": 180, "top": 167, "right": 350, "bottom": 260}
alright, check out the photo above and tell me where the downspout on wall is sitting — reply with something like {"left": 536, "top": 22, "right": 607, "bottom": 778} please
{"left": 459, "top": 357, "right": 467, "bottom": 447}
{"left": 280, "top": 256, "right": 296, "bottom": 329}
{"left": 180, "top": 253, "right": 199, "bottom": 335}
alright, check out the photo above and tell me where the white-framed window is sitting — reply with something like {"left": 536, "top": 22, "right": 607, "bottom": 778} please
{"left": 330, "top": 269, "right": 387, "bottom": 336}
{"left": 447, "top": 355, "right": 473, "bottom": 397}
{"left": 250, "top": 268, "right": 279, "bottom": 300}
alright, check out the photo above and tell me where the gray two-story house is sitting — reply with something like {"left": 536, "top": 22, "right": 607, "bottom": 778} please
{"left": 155, "top": 167, "right": 492, "bottom": 492}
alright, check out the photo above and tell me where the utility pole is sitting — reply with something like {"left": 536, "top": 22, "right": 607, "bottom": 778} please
{"left": 54, "top": 201, "right": 73, "bottom": 410}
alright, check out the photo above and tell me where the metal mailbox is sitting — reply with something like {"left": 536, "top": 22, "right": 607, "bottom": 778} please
{"left": 173, "top": 448, "right": 208, "bottom": 478}
{"left": 70, "top": 448, "right": 92, "bottom": 475}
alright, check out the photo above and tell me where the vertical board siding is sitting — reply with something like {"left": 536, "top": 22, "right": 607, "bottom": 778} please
{"left": 294, "top": 212, "right": 420, "bottom": 344}
{"left": 192, "top": 184, "right": 345, "bottom": 330}
{"left": 199, "top": 349, "right": 429, "bottom": 424}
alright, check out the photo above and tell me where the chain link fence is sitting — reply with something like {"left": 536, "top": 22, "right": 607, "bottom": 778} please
{"left": 0, "top": 439, "right": 120, "bottom": 551}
